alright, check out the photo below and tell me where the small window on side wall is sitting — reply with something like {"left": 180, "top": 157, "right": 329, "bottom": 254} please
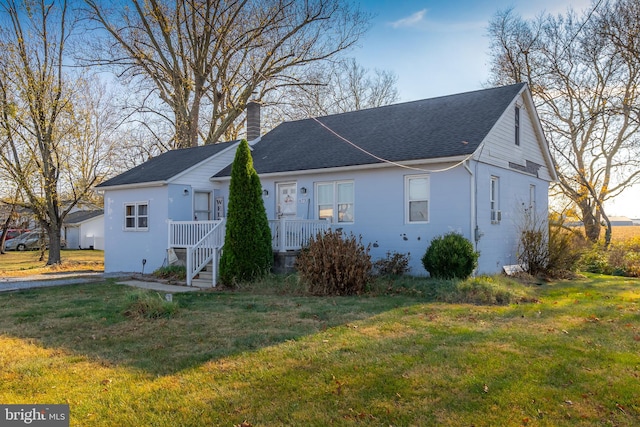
{"left": 515, "top": 106, "right": 520, "bottom": 146}
{"left": 124, "top": 202, "right": 149, "bottom": 231}
{"left": 490, "top": 176, "right": 501, "bottom": 224}
{"left": 406, "top": 174, "right": 430, "bottom": 223}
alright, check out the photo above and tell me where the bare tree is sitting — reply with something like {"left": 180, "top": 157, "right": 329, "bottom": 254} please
{"left": 0, "top": 189, "right": 21, "bottom": 254}
{"left": 487, "top": 4, "right": 640, "bottom": 246}
{"left": 0, "top": 0, "right": 120, "bottom": 265}
{"left": 263, "top": 57, "right": 399, "bottom": 126}
{"left": 60, "top": 77, "right": 124, "bottom": 205}
{"left": 83, "top": 0, "right": 371, "bottom": 149}
{"left": 599, "top": 0, "right": 640, "bottom": 63}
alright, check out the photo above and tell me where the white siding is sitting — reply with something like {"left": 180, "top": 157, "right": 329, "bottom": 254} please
{"left": 64, "top": 227, "right": 80, "bottom": 250}
{"left": 168, "top": 184, "right": 197, "bottom": 221}
{"left": 474, "top": 162, "right": 550, "bottom": 273}
{"left": 480, "top": 92, "right": 554, "bottom": 182}
{"left": 219, "top": 157, "right": 551, "bottom": 275}
{"left": 103, "top": 186, "right": 169, "bottom": 274}
{"left": 220, "top": 162, "right": 474, "bottom": 275}
{"left": 101, "top": 145, "right": 237, "bottom": 274}
{"left": 64, "top": 216, "right": 104, "bottom": 250}
{"left": 171, "top": 147, "right": 238, "bottom": 186}
{"left": 79, "top": 216, "right": 105, "bottom": 250}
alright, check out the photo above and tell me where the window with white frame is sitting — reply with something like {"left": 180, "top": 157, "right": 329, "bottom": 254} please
{"left": 194, "top": 191, "right": 212, "bottom": 221}
{"left": 490, "top": 176, "right": 501, "bottom": 223}
{"left": 316, "top": 181, "right": 354, "bottom": 223}
{"left": 405, "top": 174, "right": 430, "bottom": 223}
{"left": 124, "top": 202, "right": 148, "bottom": 230}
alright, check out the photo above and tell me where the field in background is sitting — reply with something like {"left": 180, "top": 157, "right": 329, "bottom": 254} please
{"left": 0, "top": 250, "right": 104, "bottom": 277}
{"left": 611, "top": 225, "right": 640, "bottom": 242}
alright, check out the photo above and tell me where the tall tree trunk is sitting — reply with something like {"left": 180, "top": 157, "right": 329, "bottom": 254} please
{"left": 0, "top": 194, "right": 18, "bottom": 255}
{"left": 579, "top": 200, "right": 601, "bottom": 243}
{"left": 0, "top": 208, "right": 14, "bottom": 255}
{"left": 46, "top": 227, "right": 63, "bottom": 265}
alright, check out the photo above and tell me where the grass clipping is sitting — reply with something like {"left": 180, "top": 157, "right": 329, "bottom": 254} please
{"left": 123, "top": 290, "right": 179, "bottom": 319}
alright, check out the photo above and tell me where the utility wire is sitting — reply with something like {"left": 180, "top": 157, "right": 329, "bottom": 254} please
{"left": 310, "top": 116, "right": 478, "bottom": 174}
{"left": 561, "top": 0, "right": 605, "bottom": 55}
{"left": 250, "top": 66, "right": 477, "bottom": 174}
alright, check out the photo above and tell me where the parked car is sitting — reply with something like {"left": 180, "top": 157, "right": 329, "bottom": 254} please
{"left": 5, "top": 231, "right": 66, "bottom": 251}
{"left": 0, "top": 228, "right": 30, "bottom": 242}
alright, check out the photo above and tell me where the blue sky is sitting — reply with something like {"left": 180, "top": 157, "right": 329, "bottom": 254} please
{"left": 349, "top": 0, "right": 639, "bottom": 218}
{"left": 352, "top": 0, "right": 592, "bottom": 100}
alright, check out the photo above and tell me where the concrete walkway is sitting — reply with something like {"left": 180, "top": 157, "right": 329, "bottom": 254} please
{"left": 0, "top": 272, "right": 205, "bottom": 293}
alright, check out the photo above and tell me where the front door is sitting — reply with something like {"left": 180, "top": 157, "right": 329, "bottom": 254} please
{"left": 277, "top": 182, "right": 297, "bottom": 218}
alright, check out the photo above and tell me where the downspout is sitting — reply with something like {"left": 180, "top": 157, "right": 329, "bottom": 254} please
{"left": 463, "top": 159, "right": 478, "bottom": 250}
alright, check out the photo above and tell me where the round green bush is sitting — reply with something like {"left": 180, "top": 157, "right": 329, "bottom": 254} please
{"left": 422, "top": 232, "right": 479, "bottom": 279}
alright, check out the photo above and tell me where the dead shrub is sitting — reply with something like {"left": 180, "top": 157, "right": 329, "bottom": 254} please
{"left": 518, "top": 211, "right": 586, "bottom": 277}
{"left": 518, "top": 228, "right": 548, "bottom": 276}
{"left": 373, "top": 251, "right": 411, "bottom": 276}
{"left": 547, "top": 223, "right": 586, "bottom": 273}
{"left": 295, "top": 229, "right": 372, "bottom": 296}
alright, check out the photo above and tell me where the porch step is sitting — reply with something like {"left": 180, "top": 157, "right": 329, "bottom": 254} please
{"left": 192, "top": 262, "right": 215, "bottom": 288}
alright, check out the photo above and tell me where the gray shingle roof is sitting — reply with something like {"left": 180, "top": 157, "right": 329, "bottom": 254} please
{"left": 96, "top": 141, "right": 238, "bottom": 188}
{"left": 64, "top": 210, "right": 103, "bottom": 224}
{"left": 217, "top": 83, "right": 526, "bottom": 176}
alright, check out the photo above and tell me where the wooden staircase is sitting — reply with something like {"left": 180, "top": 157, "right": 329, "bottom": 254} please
{"left": 191, "top": 262, "right": 215, "bottom": 288}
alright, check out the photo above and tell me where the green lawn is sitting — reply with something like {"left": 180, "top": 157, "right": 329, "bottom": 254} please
{"left": 0, "top": 274, "right": 638, "bottom": 426}
{"left": 0, "top": 249, "right": 103, "bottom": 277}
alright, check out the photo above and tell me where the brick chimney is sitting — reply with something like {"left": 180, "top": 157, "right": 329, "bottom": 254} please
{"left": 246, "top": 101, "right": 261, "bottom": 142}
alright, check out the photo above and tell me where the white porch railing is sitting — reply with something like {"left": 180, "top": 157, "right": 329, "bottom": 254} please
{"left": 168, "top": 219, "right": 225, "bottom": 287}
{"left": 269, "top": 218, "right": 330, "bottom": 252}
{"left": 168, "top": 218, "right": 329, "bottom": 286}
{"left": 187, "top": 218, "right": 226, "bottom": 287}
{"left": 169, "top": 220, "right": 222, "bottom": 247}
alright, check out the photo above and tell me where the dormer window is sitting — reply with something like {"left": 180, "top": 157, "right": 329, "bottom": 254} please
{"left": 515, "top": 106, "right": 520, "bottom": 146}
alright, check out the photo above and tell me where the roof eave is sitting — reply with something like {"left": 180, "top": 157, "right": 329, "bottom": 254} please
{"left": 94, "top": 181, "right": 167, "bottom": 192}
{"left": 65, "top": 215, "right": 104, "bottom": 226}
{"left": 210, "top": 155, "right": 470, "bottom": 182}
{"left": 521, "top": 87, "right": 558, "bottom": 181}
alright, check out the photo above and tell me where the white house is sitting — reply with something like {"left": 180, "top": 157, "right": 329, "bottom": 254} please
{"left": 96, "top": 141, "right": 241, "bottom": 276}
{"left": 96, "top": 83, "right": 556, "bottom": 283}
{"left": 63, "top": 210, "right": 105, "bottom": 250}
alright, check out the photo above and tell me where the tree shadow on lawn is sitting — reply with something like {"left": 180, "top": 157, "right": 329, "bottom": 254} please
{"left": 0, "top": 281, "right": 429, "bottom": 376}
{"left": 2, "top": 275, "right": 636, "bottom": 378}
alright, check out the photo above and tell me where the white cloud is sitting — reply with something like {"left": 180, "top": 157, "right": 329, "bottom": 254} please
{"left": 389, "top": 9, "right": 427, "bottom": 29}
{"left": 387, "top": 8, "right": 484, "bottom": 33}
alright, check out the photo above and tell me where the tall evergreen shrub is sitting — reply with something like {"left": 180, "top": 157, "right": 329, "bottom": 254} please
{"left": 219, "top": 140, "right": 272, "bottom": 284}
